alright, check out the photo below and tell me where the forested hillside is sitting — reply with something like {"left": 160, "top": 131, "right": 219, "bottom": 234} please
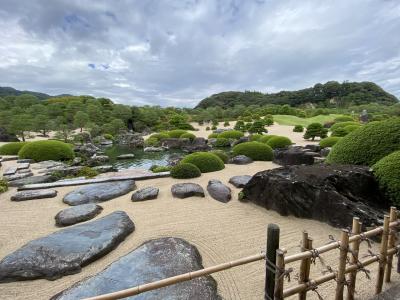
{"left": 196, "top": 81, "right": 398, "bottom": 109}
{"left": 0, "top": 86, "right": 69, "bottom": 100}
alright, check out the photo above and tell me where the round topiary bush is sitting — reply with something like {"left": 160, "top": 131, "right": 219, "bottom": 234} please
{"left": 103, "top": 134, "right": 114, "bottom": 140}
{"left": 181, "top": 152, "right": 225, "bottom": 173}
{"left": 180, "top": 133, "right": 196, "bottom": 141}
{"left": 144, "top": 137, "right": 159, "bottom": 147}
{"left": 327, "top": 118, "right": 400, "bottom": 166}
{"left": 170, "top": 163, "right": 201, "bottom": 179}
{"left": 210, "top": 150, "right": 229, "bottom": 163}
{"left": 18, "top": 140, "right": 74, "bottom": 162}
{"left": 293, "top": 125, "right": 304, "bottom": 132}
{"left": 372, "top": 151, "right": 400, "bottom": 205}
{"left": 0, "top": 142, "right": 28, "bottom": 155}
{"left": 168, "top": 130, "right": 188, "bottom": 138}
{"left": 249, "top": 134, "right": 263, "bottom": 141}
{"left": 334, "top": 115, "right": 354, "bottom": 123}
{"left": 150, "top": 133, "right": 170, "bottom": 140}
{"left": 344, "top": 124, "right": 361, "bottom": 134}
{"left": 266, "top": 136, "right": 292, "bottom": 149}
{"left": 330, "top": 121, "right": 359, "bottom": 132}
{"left": 331, "top": 127, "right": 348, "bottom": 137}
{"left": 218, "top": 130, "right": 244, "bottom": 140}
{"left": 208, "top": 133, "right": 219, "bottom": 139}
{"left": 319, "top": 137, "right": 342, "bottom": 148}
{"left": 214, "top": 138, "right": 231, "bottom": 147}
{"left": 259, "top": 135, "right": 277, "bottom": 144}
{"left": 232, "top": 141, "right": 273, "bottom": 161}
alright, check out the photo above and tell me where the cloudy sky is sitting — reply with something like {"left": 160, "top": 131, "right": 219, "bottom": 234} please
{"left": 0, "top": 0, "right": 399, "bottom": 107}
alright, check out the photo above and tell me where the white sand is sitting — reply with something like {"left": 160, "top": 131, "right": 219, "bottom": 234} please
{"left": 0, "top": 125, "right": 397, "bottom": 299}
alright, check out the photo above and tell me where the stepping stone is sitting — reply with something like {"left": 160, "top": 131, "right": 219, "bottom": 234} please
{"left": 4, "top": 171, "right": 33, "bottom": 181}
{"left": 0, "top": 156, "right": 18, "bottom": 162}
{"left": 11, "top": 189, "right": 57, "bottom": 201}
{"left": 63, "top": 180, "right": 136, "bottom": 206}
{"left": 131, "top": 187, "right": 159, "bottom": 202}
{"left": 3, "top": 167, "right": 17, "bottom": 176}
{"left": 17, "top": 169, "right": 32, "bottom": 174}
{"left": 171, "top": 183, "right": 205, "bottom": 199}
{"left": 229, "top": 155, "right": 253, "bottom": 165}
{"left": 8, "top": 175, "right": 56, "bottom": 188}
{"left": 16, "top": 163, "right": 30, "bottom": 170}
{"left": 207, "top": 180, "right": 232, "bottom": 203}
{"left": 51, "top": 237, "right": 220, "bottom": 300}
{"left": 55, "top": 204, "right": 103, "bottom": 227}
{"left": 116, "top": 154, "right": 135, "bottom": 159}
{"left": 228, "top": 175, "right": 252, "bottom": 188}
{"left": 0, "top": 211, "right": 134, "bottom": 282}
{"left": 17, "top": 159, "right": 34, "bottom": 163}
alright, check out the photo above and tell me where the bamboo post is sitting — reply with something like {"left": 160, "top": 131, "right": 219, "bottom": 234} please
{"left": 265, "top": 224, "right": 280, "bottom": 300}
{"left": 385, "top": 207, "right": 397, "bottom": 282}
{"left": 375, "top": 215, "right": 390, "bottom": 294}
{"left": 298, "top": 232, "right": 312, "bottom": 300}
{"left": 274, "top": 249, "right": 286, "bottom": 300}
{"left": 347, "top": 218, "right": 361, "bottom": 300}
{"left": 335, "top": 229, "right": 349, "bottom": 300}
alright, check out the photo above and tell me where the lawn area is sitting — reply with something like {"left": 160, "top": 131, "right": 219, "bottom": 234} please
{"left": 273, "top": 114, "right": 344, "bottom": 126}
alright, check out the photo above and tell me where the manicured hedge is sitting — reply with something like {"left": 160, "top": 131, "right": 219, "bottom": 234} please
{"left": 232, "top": 141, "right": 273, "bottom": 161}
{"left": 103, "top": 134, "right": 114, "bottom": 140}
{"left": 150, "top": 133, "right": 170, "bottom": 140}
{"left": 331, "top": 127, "right": 348, "bottom": 137}
{"left": 152, "top": 165, "right": 172, "bottom": 173}
{"left": 181, "top": 152, "right": 225, "bottom": 173}
{"left": 249, "top": 134, "right": 263, "bottom": 141}
{"left": 180, "top": 133, "right": 196, "bottom": 141}
{"left": 170, "top": 163, "right": 201, "bottom": 179}
{"left": 319, "top": 137, "right": 342, "bottom": 148}
{"left": 218, "top": 130, "right": 244, "bottom": 140}
{"left": 144, "top": 137, "right": 159, "bottom": 147}
{"left": 214, "top": 138, "right": 231, "bottom": 147}
{"left": 208, "top": 133, "right": 219, "bottom": 139}
{"left": 334, "top": 116, "right": 354, "bottom": 123}
{"left": 293, "top": 125, "right": 304, "bottom": 132}
{"left": 259, "top": 135, "right": 277, "bottom": 144}
{"left": 266, "top": 136, "right": 292, "bottom": 149}
{"left": 330, "top": 121, "right": 359, "bottom": 132}
{"left": 210, "top": 150, "right": 229, "bottom": 163}
{"left": 327, "top": 119, "right": 400, "bottom": 166}
{"left": 168, "top": 130, "right": 188, "bottom": 138}
{"left": 18, "top": 140, "right": 75, "bottom": 162}
{"left": 344, "top": 124, "right": 360, "bottom": 134}
{"left": 373, "top": 151, "right": 400, "bottom": 205}
{"left": 0, "top": 142, "right": 28, "bottom": 155}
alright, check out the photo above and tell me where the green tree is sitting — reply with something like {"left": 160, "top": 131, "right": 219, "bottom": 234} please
{"left": 32, "top": 114, "right": 51, "bottom": 136}
{"left": 304, "top": 123, "right": 328, "bottom": 141}
{"left": 9, "top": 114, "right": 32, "bottom": 142}
{"left": 234, "top": 120, "right": 246, "bottom": 131}
{"left": 73, "top": 111, "right": 89, "bottom": 132}
{"left": 54, "top": 116, "right": 73, "bottom": 143}
{"left": 248, "top": 121, "right": 267, "bottom": 134}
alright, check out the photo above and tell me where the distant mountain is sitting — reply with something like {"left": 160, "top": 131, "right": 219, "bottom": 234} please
{"left": 195, "top": 81, "right": 398, "bottom": 109}
{"left": 0, "top": 86, "right": 70, "bottom": 100}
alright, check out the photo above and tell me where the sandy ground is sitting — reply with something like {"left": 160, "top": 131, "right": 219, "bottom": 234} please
{"left": 0, "top": 125, "right": 398, "bottom": 299}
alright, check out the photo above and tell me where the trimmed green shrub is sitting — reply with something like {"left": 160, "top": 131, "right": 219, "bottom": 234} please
{"left": 0, "top": 179, "right": 8, "bottom": 194}
{"left": 206, "top": 126, "right": 211, "bottom": 131}
{"left": 224, "top": 121, "right": 230, "bottom": 127}
{"left": 152, "top": 165, "right": 172, "bottom": 173}
{"left": 330, "top": 121, "right": 359, "bottom": 132}
{"left": 208, "top": 133, "right": 219, "bottom": 139}
{"left": 144, "top": 137, "right": 159, "bottom": 147}
{"left": 77, "top": 167, "right": 98, "bottom": 178}
{"left": 232, "top": 142, "right": 273, "bottom": 161}
{"left": 218, "top": 130, "right": 244, "bottom": 140}
{"left": 319, "top": 137, "right": 342, "bottom": 148}
{"left": 293, "top": 125, "right": 304, "bottom": 132}
{"left": 266, "top": 136, "right": 292, "bottom": 149}
{"left": 103, "top": 134, "right": 114, "bottom": 140}
{"left": 210, "top": 150, "right": 229, "bottom": 163}
{"left": 304, "top": 123, "right": 328, "bottom": 140}
{"left": 170, "top": 163, "right": 201, "bottom": 179}
{"left": 263, "top": 117, "right": 274, "bottom": 126}
{"left": 234, "top": 120, "right": 246, "bottom": 131}
{"left": 327, "top": 119, "right": 400, "bottom": 166}
{"left": 181, "top": 152, "right": 225, "bottom": 173}
{"left": 168, "top": 129, "right": 188, "bottom": 138}
{"left": 18, "top": 140, "right": 74, "bottom": 162}
{"left": 150, "top": 133, "right": 169, "bottom": 140}
{"left": 180, "top": 133, "right": 196, "bottom": 141}
{"left": 249, "top": 134, "right": 263, "bottom": 141}
{"left": 334, "top": 116, "right": 354, "bottom": 123}
{"left": 373, "top": 151, "right": 400, "bottom": 205}
{"left": 0, "top": 142, "right": 28, "bottom": 155}
{"left": 211, "top": 125, "right": 217, "bottom": 130}
{"left": 259, "top": 135, "right": 277, "bottom": 143}
{"left": 344, "top": 124, "right": 361, "bottom": 134}
{"left": 214, "top": 138, "right": 231, "bottom": 147}
{"left": 331, "top": 127, "right": 348, "bottom": 137}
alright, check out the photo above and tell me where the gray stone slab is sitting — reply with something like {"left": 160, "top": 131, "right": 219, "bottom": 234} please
{"left": 116, "top": 154, "right": 135, "bottom": 159}
{"left": 131, "top": 187, "right": 159, "bottom": 202}
{"left": 3, "top": 167, "right": 17, "bottom": 176}
{"left": 171, "top": 183, "right": 205, "bottom": 199}
{"left": 0, "top": 156, "right": 18, "bottom": 162}
{"left": 228, "top": 175, "right": 252, "bottom": 188}
{"left": 17, "top": 159, "right": 34, "bottom": 163}
{"left": 11, "top": 189, "right": 58, "bottom": 201}
{"left": 207, "top": 180, "right": 232, "bottom": 203}
{"left": 55, "top": 204, "right": 103, "bottom": 226}
{"left": 4, "top": 172, "right": 33, "bottom": 181}
{"left": 8, "top": 175, "right": 56, "bottom": 188}
{"left": 0, "top": 211, "right": 134, "bottom": 282}
{"left": 18, "top": 172, "right": 170, "bottom": 191}
{"left": 16, "top": 163, "right": 30, "bottom": 170}
{"left": 51, "top": 237, "right": 220, "bottom": 300}
{"left": 63, "top": 180, "right": 136, "bottom": 205}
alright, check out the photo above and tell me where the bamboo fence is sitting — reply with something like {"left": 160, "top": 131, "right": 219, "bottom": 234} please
{"left": 84, "top": 207, "right": 400, "bottom": 300}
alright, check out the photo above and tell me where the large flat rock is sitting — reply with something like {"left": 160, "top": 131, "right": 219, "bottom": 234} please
{"left": 207, "top": 180, "right": 232, "bottom": 203}
{"left": 0, "top": 211, "right": 134, "bottom": 282}
{"left": 171, "top": 183, "right": 205, "bottom": 199}
{"left": 11, "top": 189, "right": 58, "bottom": 201}
{"left": 55, "top": 204, "right": 103, "bottom": 226}
{"left": 52, "top": 237, "right": 221, "bottom": 300}
{"left": 8, "top": 175, "right": 55, "bottom": 187}
{"left": 228, "top": 175, "right": 252, "bottom": 188}
{"left": 4, "top": 171, "right": 33, "bottom": 181}
{"left": 63, "top": 180, "right": 136, "bottom": 206}
{"left": 131, "top": 186, "right": 159, "bottom": 202}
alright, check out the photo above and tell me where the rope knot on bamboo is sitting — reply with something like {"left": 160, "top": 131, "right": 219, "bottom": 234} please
{"left": 359, "top": 233, "right": 374, "bottom": 248}
{"left": 306, "top": 281, "right": 324, "bottom": 300}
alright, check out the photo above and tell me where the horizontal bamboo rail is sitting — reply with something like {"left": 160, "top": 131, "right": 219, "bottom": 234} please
{"left": 283, "top": 247, "right": 398, "bottom": 298}
{"left": 84, "top": 252, "right": 266, "bottom": 300}
{"left": 284, "top": 220, "right": 400, "bottom": 264}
